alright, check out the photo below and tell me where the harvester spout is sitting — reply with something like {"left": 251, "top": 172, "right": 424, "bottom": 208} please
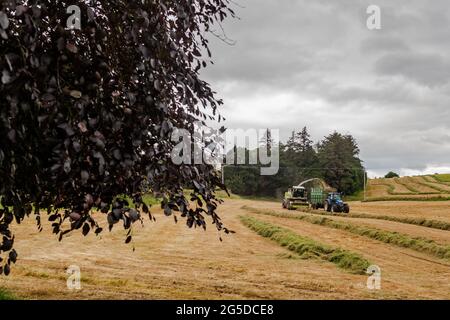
{"left": 297, "top": 178, "right": 324, "bottom": 188}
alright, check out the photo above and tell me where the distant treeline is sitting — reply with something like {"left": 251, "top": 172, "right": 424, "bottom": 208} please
{"left": 223, "top": 127, "right": 366, "bottom": 198}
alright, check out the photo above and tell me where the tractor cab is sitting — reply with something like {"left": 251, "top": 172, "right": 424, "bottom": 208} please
{"left": 329, "top": 192, "right": 342, "bottom": 201}
{"left": 282, "top": 186, "right": 308, "bottom": 210}
{"left": 291, "top": 187, "right": 306, "bottom": 198}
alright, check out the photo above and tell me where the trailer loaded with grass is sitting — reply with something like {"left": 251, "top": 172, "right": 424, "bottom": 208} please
{"left": 282, "top": 178, "right": 350, "bottom": 214}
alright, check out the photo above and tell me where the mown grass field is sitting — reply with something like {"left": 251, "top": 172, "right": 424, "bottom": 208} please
{"left": 0, "top": 288, "right": 16, "bottom": 300}
{"left": 0, "top": 176, "right": 449, "bottom": 300}
{"left": 367, "top": 174, "right": 450, "bottom": 201}
{"left": 434, "top": 174, "right": 450, "bottom": 183}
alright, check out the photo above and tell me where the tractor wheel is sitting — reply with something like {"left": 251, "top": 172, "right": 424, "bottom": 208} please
{"left": 343, "top": 204, "right": 350, "bottom": 214}
{"left": 331, "top": 204, "right": 338, "bottom": 213}
{"left": 325, "top": 202, "right": 331, "bottom": 212}
{"left": 282, "top": 201, "right": 286, "bottom": 209}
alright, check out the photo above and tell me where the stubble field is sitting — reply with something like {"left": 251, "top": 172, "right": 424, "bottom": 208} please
{"left": 1, "top": 190, "right": 449, "bottom": 300}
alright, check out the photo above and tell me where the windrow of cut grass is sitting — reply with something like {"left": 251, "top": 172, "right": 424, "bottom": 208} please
{"left": 369, "top": 180, "right": 412, "bottom": 196}
{"left": 240, "top": 215, "right": 371, "bottom": 274}
{"left": 372, "top": 182, "right": 396, "bottom": 195}
{"left": 363, "top": 195, "right": 450, "bottom": 202}
{"left": 368, "top": 178, "right": 438, "bottom": 196}
{"left": 292, "top": 206, "right": 450, "bottom": 231}
{"left": 242, "top": 206, "right": 450, "bottom": 261}
{"left": 252, "top": 202, "right": 450, "bottom": 231}
{"left": 368, "top": 176, "right": 446, "bottom": 197}
{"left": 405, "top": 177, "right": 445, "bottom": 194}
{"left": 423, "top": 176, "right": 438, "bottom": 183}
{"left": 393, "top": 178, "right": 419, "bottom": 193}
{"left": 394, "top": 178, "right": 439, "bottom": 195}
{"left": 341, "top": 213, "right": 450, "bottom": 231}
{"left": 0, "top": 288, "right": 16, "bottom": 300}
{"left": 415, "top": 180, "right": 450, "bottom": 193}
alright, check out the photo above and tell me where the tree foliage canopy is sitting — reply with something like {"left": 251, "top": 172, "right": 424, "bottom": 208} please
{"left": 384, "top": 171, "right": 399, "bottom": 179}
{"left": 0, "top": 0, "right": 234, "bottom": 275}
{"left": 224, "top": 128, "right": 365, "bottom": 197}
{"left": 317, "top": 132, "right": 364, "bottom": 195}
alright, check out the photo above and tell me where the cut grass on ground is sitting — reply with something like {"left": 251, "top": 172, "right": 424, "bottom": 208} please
{"left": 242, "top": 206, "right": 450, "bottom": 261}
{"left": 343, "top": 191, "right": 364, "bottom": 201}
{"left": 293, "top": 206, "right": 450, "bottom": 231}
{"left": 394, "top": 178, "right": 438, "bottom": 195}
{"left": 240, "top": 215, "right": 371, "bottom": 274}
{"left": 0, "top": 288, "right": 16, "bottom": 300}
{"left": 415, "top": 181, "right": 450, "bottom": 193}
{"left": 366, "top": 175, "right": 450, "bottom": 200}
{"left": 339, "top": 212, "right": 450, "bottom": 231}
{"left": 363, "top": 196, "right": 450, "bottom": 202}
{"left": 434, "top": 174, "right": 450, "bottom": 183}
{"left": 370, "top": 181, "right": 413, "bottom": 196}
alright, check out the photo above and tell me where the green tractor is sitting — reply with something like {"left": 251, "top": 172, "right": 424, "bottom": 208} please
{"left": 282, "top": 186, "right": 308, "bottom": 210}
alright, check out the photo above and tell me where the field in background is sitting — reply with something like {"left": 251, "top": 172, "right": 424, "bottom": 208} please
{"left": 434, "top": 174, "right": 450, "bottom": 182}
{"left": 0, "top": 179, "right": 449, "bottom": 299}
{"left": 366, "top": 174, "right": 450, "bottom": 201}
{"left": 0, "top": 175, "right": 449, "bottom": 299}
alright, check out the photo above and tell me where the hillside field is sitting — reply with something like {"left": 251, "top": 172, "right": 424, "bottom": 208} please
{"left": 366, "top": 174, "right": 450, "bottom": 201}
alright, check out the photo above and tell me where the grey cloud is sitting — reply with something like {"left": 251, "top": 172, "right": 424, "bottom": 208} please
{"left": 202, "top": 0, "right": 450, "bottom": 175}
{"left": 375, "top": 52, "right": 450, "bottom": 86}
{"left": 360, "top": 36, "right": 410, "bottom": 55}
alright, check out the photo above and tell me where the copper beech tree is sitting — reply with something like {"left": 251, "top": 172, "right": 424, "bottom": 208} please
{"left": 0, "top": 0, "right": 234, "bottom": 275}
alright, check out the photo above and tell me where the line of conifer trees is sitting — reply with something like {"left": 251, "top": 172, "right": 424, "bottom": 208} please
{"left": 223, "top": 127, "right": 366, "bottom": 198}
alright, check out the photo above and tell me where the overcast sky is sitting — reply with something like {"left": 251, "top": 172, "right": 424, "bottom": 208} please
{"left": 201, "top": 0, "right": 450, "bottom": 177}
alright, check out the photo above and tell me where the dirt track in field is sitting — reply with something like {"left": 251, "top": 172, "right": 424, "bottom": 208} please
{"left": 0, "top": 199, "right": 449, "bottom": 299}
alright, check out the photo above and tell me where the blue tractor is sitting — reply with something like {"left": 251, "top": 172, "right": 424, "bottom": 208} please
{"left": 323, "top": 192, "right": 350, "bottom": 214}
